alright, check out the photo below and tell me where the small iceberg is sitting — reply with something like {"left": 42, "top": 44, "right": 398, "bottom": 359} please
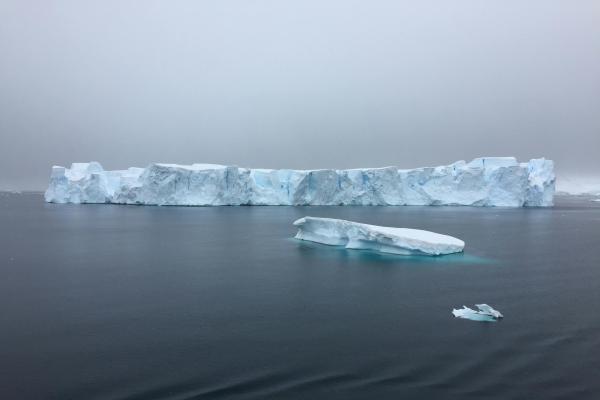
{"left": 293, "top": 217, "right": 465, "bottom": 256}
{"left": 452, "top": 304, "right": 503, "bottom": 322}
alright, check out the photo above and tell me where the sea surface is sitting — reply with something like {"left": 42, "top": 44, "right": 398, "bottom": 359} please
{"left": 1, "top": 193, "right": 599, "bottom": 400}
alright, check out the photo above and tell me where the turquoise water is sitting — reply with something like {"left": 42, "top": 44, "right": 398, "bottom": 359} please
{"left": 292, "top": 238, "right": 495, "bottom": 262}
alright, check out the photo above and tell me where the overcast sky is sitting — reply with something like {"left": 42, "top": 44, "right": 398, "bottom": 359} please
{"left": 1, "top": 1, "right": 599, "bottom": 190}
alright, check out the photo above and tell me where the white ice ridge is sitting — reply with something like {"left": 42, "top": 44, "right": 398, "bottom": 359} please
{"left": 452, "top": 304, "right": 504, "bottom": 322}
{"left": 293, "top": 217, "right": 465, "bottom": 256}
{"left": 44, "top": 157, "right": 555, "bottom": 207}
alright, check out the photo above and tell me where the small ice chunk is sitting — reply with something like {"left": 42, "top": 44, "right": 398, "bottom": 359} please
{"left": 474, "top": 303, "right": 503, "bottom": 318}
{"left": 452, "top": 304, "right": 503, "bottom": 322}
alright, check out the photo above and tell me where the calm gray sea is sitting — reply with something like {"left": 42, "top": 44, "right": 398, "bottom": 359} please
{"left": 1, "top": 193, "right": 599, "bottom": 399}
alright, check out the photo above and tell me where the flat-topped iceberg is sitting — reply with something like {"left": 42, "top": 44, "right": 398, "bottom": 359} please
{"left": 44, "top": 157, "right": 555, "bottom": 207}
{"left": 293, "top": 217, "right": 465, "bottom": 256}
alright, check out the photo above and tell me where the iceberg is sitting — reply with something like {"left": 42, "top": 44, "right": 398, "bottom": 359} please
{"left": 452, "top": 304, "right": 503, "bottom": 322}
{"left": 293, "top": 216, "right": 465, "bottom": 256}
{"left": 44, "top": 157, "right": 555, "bottom": 207}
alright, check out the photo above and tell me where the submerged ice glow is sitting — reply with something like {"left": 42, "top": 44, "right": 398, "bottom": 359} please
{"left": 44, "top": 157, "right": 555, "bottom": 207}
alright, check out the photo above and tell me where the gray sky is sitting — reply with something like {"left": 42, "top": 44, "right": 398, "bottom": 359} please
{"left": 1, "top": 0, "right": 599, "bottom": 190}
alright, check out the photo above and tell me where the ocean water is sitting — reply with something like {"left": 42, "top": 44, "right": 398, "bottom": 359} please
{"left": 1, "top": 193, "right": 599, "bottom": 400}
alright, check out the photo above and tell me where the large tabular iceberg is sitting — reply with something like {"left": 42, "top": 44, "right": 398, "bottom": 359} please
{"left": 44, "top": 157, "right": 555, "bottom": 207}
{"left": 294, "top": 217, "right": 465, "bottom": 255}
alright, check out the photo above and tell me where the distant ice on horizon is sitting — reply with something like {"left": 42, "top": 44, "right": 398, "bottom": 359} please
{"left": 556, "top": 176, "right": 600, "bottom": 196}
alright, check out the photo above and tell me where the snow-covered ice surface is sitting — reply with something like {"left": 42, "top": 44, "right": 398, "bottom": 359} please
{"left": 45, "top": 157, "right": 555, "bottom": 207}
{"left": 452, "top": 304, "right": 504, "bottom": 322}
{"left": 293, "top": 216, "right": 465, "bottom": 256}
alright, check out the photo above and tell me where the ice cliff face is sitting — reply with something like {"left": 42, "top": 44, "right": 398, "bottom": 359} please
{"left": 44, "top": 157, "right": 555, "bottom": 207}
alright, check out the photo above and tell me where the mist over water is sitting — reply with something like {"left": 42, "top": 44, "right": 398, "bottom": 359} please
{"left": 1, "top": 1, "right": 600, "bottom": 190}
